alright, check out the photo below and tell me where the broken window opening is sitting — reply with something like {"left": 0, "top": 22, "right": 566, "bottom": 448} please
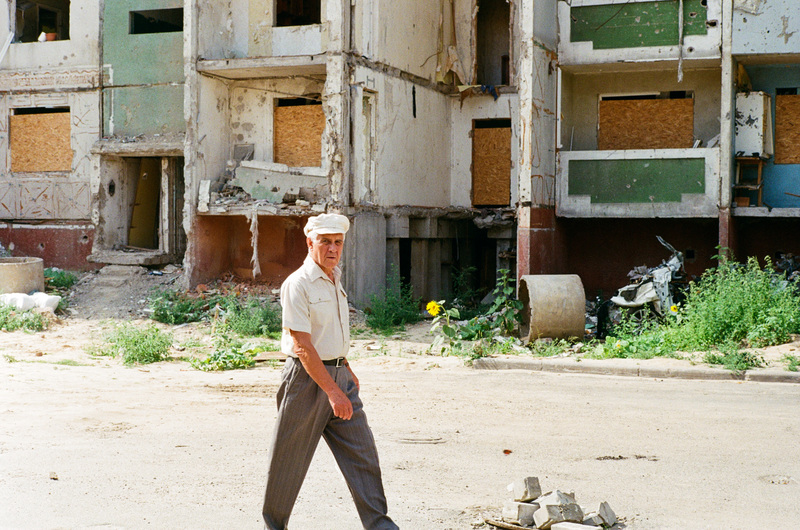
{"left": 472, "top": 118, "right": 512, "bottom": 207}
{"left": 275, "top": 0, "right": 321, "bottom": 27}
{"left": 601, "top": 91, "right": 694, "bottom": 102}
{"left": 9, "top": 107, "right": 72, "bottom": 172}
{"left": 476, "top": 0, "right": 510, "bottom": 86}
{"left": 129, "top": 8, "right": 183, "bottom": 35}
{"left": 273, "top": 98, "right": 324, "bottom": 167}
{"left": 14, "top": 0, "right": 70, "bottom": 43}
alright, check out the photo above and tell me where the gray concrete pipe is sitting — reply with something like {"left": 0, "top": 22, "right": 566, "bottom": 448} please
{"left": 0, "top": 257, "right": 45, "bottom": 294}
{"left": 518, "top": 274, "right": 585, "bottom": 341}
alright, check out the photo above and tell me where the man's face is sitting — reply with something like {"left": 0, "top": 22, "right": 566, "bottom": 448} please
{"left": 308, "top": 232, "right": 344, "bottom": 272}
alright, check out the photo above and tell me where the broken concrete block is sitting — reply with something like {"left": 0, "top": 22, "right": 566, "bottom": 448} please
{"left": 550, "top": 523, "right": 600, "bottom": 529}
{"left": 508, "top": 476, "right": 542, "bottom": 502}
{"left": 502, "top": 500, "right": 538, "bottom": 527}
{"left": 598, "top": 502, "right": 616, "bottom": 526}
{"left": 582, "top": 512, "right": 604, "bottom": 526}
{"left": 533, "top": 491, "right": 584, "bottom": 529}
{"left": 198, "top": 179, "right": 211, "bottom": 213}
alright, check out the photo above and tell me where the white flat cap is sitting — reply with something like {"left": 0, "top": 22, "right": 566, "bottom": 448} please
{"left": 304, "top": 213, "right": 350, "bottom": 237}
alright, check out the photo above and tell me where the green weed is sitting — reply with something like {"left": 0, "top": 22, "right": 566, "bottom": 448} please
{"left": 190, "top": 322, "right": 276, "bottom": 371}
{"left": 366, "top": 266, "right": 421, "bottom": 332}
{"left": 90, "top": 323, "right": 173, "bottom": 365}
{"left": 148, "top": 289, "right": 223, "bottom": 324}
{"left": 704, "top": 345, "right": 764, "bottom": 374}
{"left": 783, "top": 354, "right": 800, "bottom": 372}
{"left": 44, "top": 268, "right": 78, "bottom": 291}
{"left": 3, "top": 354, "right": 18, "bottom": 362}
{"left": 0, "top": 305, "right": 47, "bottom": 332}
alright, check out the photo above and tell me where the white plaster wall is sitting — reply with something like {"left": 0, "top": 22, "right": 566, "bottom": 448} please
{"left": 373, "top": 0, "right": 440, "bottom": 81}
{"left": 352, "top": 67, "right": 450, "bottom": 207}
{"left": 197, "top": 0, "right": 240, "bottom": 60}
{"left": 561, "top": 68, "right": 722, "bottom": 151}
{"left": 196, "top": 76, "right": 232, "bottom": 187}
{"left": 449, "top": 93, "right": 520, "bottom": 208}
{"left": 0, "top": 0, "right": 99, "bottom": 70}
{"left": 733, "top": 0, "right": 800, "bottom": 55}
{"left": 228, "top": 77, "right": 326, "bottom": 165}
{"left": 534, "top": 0, "right": 558, "bottom": 50}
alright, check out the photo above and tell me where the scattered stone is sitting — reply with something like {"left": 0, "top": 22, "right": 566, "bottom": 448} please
{"left": 598, "top": 501, "right": 616, "bottom": 526}
{"left": 533, "top": 499, "right": 584, "bottom": 529}
{"left": 550, "top": 523, "right": 599, "bottom": 529}
{"left": 508, "top": 476, "right": 543, "bottom": 502}
{"left": 502, "top": 500, "right": 538, "bottom": 527}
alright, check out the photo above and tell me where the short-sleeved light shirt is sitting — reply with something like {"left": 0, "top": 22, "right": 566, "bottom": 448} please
{"left": 280, "top": 255, "right": 350, "bottom": 360}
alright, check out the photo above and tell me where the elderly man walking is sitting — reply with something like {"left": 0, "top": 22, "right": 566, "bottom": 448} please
{"left": 262, "top": 213, "right": 398, "bottom": 530}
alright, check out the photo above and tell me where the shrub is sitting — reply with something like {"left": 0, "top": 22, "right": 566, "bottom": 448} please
{"left": 190, "top": 322, "right": 277, "bottom": 371}
{"left": 91, "top": 323, "right": 173, "bottom": 365}
{"left": 366, "top": 266, "right": 420, "bottom": 332}
{"left": 44, "top": 268, "right": 79, "bottom": 291}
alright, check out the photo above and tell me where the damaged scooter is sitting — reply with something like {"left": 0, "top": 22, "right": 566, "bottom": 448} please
{"left": 596, "top": 236, "right": 686, "bottom": 336}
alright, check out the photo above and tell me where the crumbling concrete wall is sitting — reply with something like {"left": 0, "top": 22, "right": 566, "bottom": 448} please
{"left": 733, "top": 0, "right": 800, "bottom": 55}
{"left": 351, "top": 66, "right": 451, "bottom": 208}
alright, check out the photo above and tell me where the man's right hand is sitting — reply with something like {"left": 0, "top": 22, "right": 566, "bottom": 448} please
{"left": 328, "top": 387, "right": 353, "bottom": 420}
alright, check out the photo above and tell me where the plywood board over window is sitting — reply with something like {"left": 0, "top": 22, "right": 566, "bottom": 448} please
{"left": 9, "top": 112, "right": 73, "bottom": 172}
{"left": 472, "top": 126, "right": 511, "bottom": 206}
{"left": 775, "top": 95, "right": 800, "bottom": 165}
{"left": 598, "top": 99, "right": 694, "bottom": 150}
{"left": 273, "top": 104, "right": 324, "bottom": 167}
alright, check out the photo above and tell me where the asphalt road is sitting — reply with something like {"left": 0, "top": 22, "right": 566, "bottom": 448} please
{"left": 2, "top": 357, "right": 799, "bottom": 529}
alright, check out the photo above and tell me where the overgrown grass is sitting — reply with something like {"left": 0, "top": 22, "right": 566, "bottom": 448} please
{"left": 783, "top": 354, "right": 800, "bottom": 372}
{"left": 89, "top": 323, "right": 173, "bottom": 365}
{"left": 366, "top": 266, "right": 421, "bottom": 333}
{"left": 0, "top": 305, "right": 47, "bottom": 332}
{"left": 600, "top": 256, "right": 800, "bottom": 371}
{"left": 221, "top": 296, "right": 281, "bottom": 338}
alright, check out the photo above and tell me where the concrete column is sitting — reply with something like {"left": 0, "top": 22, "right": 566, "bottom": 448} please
{"left": 517, "top": 206, "right": 563, "bottom": 279}
{"left": 718, "top": 0, "right": 736, "bottom": 258}
{"left": 343, "top": 211, "right": 386, "bottom": 308}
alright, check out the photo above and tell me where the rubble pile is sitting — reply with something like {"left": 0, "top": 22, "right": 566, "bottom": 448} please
{"left": 491, "top": 476, "right": 618, "bottom": 530}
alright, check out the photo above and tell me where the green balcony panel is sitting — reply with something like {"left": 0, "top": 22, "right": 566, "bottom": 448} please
{"left": 571, "top": 0, "right": 708, "bottom": 49}
{"left": 103, "top": 85, "right": 185, "bottom": 137}
{"left": 568, "top": 158, "right": 705, "bottom": 203}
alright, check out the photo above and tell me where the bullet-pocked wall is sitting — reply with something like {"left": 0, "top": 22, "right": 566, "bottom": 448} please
{"left": 102, "top": 0, "right": 184, "bottom": 136}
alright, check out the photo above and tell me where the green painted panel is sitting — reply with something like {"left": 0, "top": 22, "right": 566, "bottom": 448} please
{"left": 103, "top": 0, "right": 184, "bottom": 85}
{"left": 103, "top": 85, "right": 185, "bottom": 136}
{"left": 568, "top": 158, "right": 705, "bottom": 203}
{"left": 571, "top": 0, "right": 708, "bottom": 49}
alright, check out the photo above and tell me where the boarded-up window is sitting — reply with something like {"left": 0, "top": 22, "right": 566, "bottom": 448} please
{"left": 273, "top": 100, "right": 324, "bottom": 167}
{"left": 472, "top": 119, "right": 511, "bottom": 206}
{"left": 598, "top": 97, "right": 694, "bottom": 150}
{"left": 9, "top": 109, "right": 72, "bottom": 172}
{"left": 775, "top": 94, "right": 800, "bottom": 165}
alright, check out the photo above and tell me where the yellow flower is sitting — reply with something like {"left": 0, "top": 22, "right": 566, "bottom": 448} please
{"left": 426, "top": 301, "right": 441, "bottom": 316}
{"left": 670, "top": 304, "right": 679, "bottom": 314}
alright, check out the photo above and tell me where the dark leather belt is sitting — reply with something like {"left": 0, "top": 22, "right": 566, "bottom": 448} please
{"left": 322, "top": 357, "right": 347, "bottom": 367}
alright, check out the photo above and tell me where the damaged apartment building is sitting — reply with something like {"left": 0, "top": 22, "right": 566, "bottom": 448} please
{"left": 2, "top": 0, "right": 799, "bottom": 306}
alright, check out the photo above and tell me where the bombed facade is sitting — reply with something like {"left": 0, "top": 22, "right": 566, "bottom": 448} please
{"left": 1, "top": 1, "right": 799, "bottom": 305}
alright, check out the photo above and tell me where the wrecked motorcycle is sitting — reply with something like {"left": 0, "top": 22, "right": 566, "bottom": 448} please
{"left": 590, "top": 236, "right": 686, "bottom": 337}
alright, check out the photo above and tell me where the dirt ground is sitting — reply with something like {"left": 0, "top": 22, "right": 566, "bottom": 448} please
{"left": 2, "top": 268, "right": 800, "bottom": 529}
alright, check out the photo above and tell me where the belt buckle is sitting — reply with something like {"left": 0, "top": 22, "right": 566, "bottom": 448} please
{"left": 335, "top": 357, "right": 344, "bottom": 367}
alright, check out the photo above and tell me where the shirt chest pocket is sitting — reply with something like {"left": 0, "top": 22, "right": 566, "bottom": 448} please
{"left": 308, "top": 291, "right": 335, "bottom": 325}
